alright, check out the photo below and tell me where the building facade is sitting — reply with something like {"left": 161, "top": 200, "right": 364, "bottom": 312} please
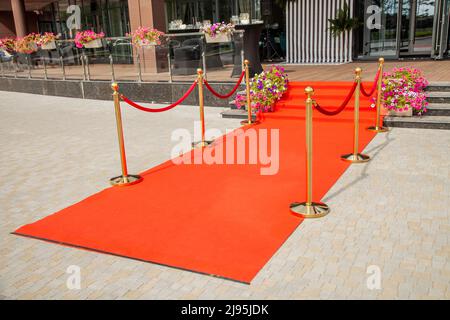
{"left": 286, "top": 0, "right": 450, "bottom": 63}
{"left": 1, "top": 0, "right": 449, "bottom": 64}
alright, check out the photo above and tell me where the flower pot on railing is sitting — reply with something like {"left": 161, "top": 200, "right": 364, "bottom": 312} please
{"left": 84, "top": 38, "right": 103, "bottom": 49}
{"left": 137, "top": 39, "right": 157, "bottom": 47}
{"left": 28, "top": 42, "right": 38, "bottom": 52}
{"left": 16, "top": 42, "right": 37, "bottom": 54}
{"left": 41, "top": 41, "right": 56, "bottom": 50}
{"left": 128, "top": 27, "right": 164, "bottom": 49}
{"left": 205, "top": 33, "right": 232, "bottom": 43}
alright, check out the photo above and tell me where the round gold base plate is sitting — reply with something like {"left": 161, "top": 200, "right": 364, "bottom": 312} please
{"left": 290, "top": 201, "right": 330, "bottom": 218}
{"left": 340, "top": 153, "right": 371, "bottom": 163}
{"left": 191, "top": 140, "right": 214, "bottom": 149}
{"left": 367, "top": 125, "right": 389, "bottom": 133}
{"left": 240, "top": 119, "right": 260, "bottom": 126}
{"left": 110, "top": 174, "right": 143, "bottom": 187}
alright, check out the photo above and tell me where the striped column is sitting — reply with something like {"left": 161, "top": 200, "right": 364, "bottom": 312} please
{"left": 286, "top": 0, "right": 355, "bottom": 64}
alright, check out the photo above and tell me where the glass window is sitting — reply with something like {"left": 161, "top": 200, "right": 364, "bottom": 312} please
{"left": 38, "top": 0, "right": 130, "bottom": 38}
{"left": 165, "top": 0, "right": 261, "bottom": 31}
{"left": 413, "top": 0, "right": 435, "bottom": 53}
{"left": 363, "top": 0, "right": 399, "bottom": 57}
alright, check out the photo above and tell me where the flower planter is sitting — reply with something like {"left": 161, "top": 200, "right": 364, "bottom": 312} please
{"left": 388, "top": 108, "right": 413, "bottom": 117}
{"left": 205, "top": 33, "right": 231, "bottom": 43}
{"left": 18, "top": 42, "right": 37, "bottom": 54}
{"left": 84, "top": 38, "right": 103, "bottom": 49}
{"left": 137, "top": 39, "right": 157, "bottom": 47}
{"left": 41, "top": 41, "right": 56, "bottom": 50}
{"left": 29, "top": 43, "right": 38, "bottom": 52}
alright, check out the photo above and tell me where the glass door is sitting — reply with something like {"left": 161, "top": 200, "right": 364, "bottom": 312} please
{"left": 398, "top": 0, "right": 412, "bottom": 55}
{"left": 413, "top": 0, "right": 435, "bottom": 53}
{"left": 363, "top": 0, "right": 400, "bottom": 57}
{"left": 399, "top": 0, "right": 436, "bottom": 56}
{"left": 432, "top": 0, "right": 450, "bottom": 58}
{"left": 363, "top": 0, "right": 446, "bottom": 58}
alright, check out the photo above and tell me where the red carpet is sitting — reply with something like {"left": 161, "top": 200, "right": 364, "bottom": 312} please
{"left": 14, "top": 81, "right": 378, "bottom": 283}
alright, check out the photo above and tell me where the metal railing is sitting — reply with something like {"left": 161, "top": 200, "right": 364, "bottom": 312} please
{"left": 0, "top": 30, "right": 245, "bottom": 83}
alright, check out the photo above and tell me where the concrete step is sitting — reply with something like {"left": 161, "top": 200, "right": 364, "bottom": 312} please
{"left": 221, "top": 109, "right": 256, "bottom": 120}
{"left": 229, "top": 100, "right": 239, "bottom": 109}
{"left": 425, "top": 82, "right": 450, "bottom": 92}
{"left": 425, "top": 103, "right": 450, "bottom": 116}
{"left": 384, "top": 115, "right": 450, "bottom": 130}
{"left": 426, "top": 91, "right": 450, "bottom": 104}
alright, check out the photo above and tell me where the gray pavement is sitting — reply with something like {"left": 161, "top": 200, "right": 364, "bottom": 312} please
{"left": 0, "top": 91, "right": 449, "bottom": 299}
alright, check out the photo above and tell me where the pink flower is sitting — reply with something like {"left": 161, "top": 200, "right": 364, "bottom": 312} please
{"left": 74, "top": 30, "right": 105, "bottom": 48}
{"left": 127, "top": 27, "right": 164, "bottom": 46}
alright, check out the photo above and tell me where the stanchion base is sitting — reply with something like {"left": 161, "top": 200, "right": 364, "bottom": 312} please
{"left": 110, "top": 174, "right": 143, "bottom": 187}
{"left": 340, "top": 153, "right": 371, "bottom": 163}
{"left": 290, "top": 201, "right": 330, "bottom": 218}
{"left": 367, "top": 125, "right": 389, "bottom": 133}
{"left": 191, "top": 140, "right": 214, "bottom": 149}
{"left": 240, "top": 119, "right": 260, "bottom": 126}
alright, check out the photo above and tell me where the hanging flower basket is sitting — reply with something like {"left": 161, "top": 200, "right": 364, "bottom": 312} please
{"left": 74, "top": 30, "right": 105, "bottom": 49}
{"left": 137, "top": 39, "right": 157, "bottom": 47}
{"left": 205, "top": 33, "right": 232, "bottom": 43}
{"left": 41, "top": 41, "right": 56, "bottom": 50}
{"left": 14, "top": 36, "right": 38, "bottom": 54}
{"left": 37, "top": 32, "right": 58, "bottom": 50}
{"left": 127, "top": 27, "right": 164, "bottom": 47}
{"left": 0, "top": 37, "right": 16, "bottom": 54}
{"left": 201, "top": 22, "right": 234, "bottom": 43}
{"left": 84, "top": 38, "right": 103, "bottom": 49}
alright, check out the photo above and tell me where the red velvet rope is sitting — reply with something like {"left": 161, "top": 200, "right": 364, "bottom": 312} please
{"left": 120, "top": 80, "right": 197, "bottom": 113}
{"left": 360, "top": 69, "right": 381, "bottom": 97}
{"left": 203, "top": 71, "right": 246, "bottom": 99}
{"left": 313, "top": 82, "right": 358, "bottom": 116}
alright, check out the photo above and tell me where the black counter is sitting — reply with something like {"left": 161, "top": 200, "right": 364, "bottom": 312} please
{"left": 232, "top": 23, "right": 264, "bottom": 77}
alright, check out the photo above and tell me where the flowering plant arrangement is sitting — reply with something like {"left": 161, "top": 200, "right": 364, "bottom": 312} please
{"left": 24, "top": 33, "right": 41, "bottom": 42}
{"left": 0, "top": 37, "right": 16, "bottom": 53}
{"left": 373, "top": 67, "right": 429, "bottom": 115}
{"left": 14, "top": 33, "right": 40, "bottom": 54}
{"left": 127, "top": 27, "right": 164, "bottom": 46}
{"left": 36, "top": 32, "right": 58, "bottom": 46}
{"left": 74, "top": 30, "right": 105, "bottom": 48}
{"left": 234, "top": 65, "right": 289, "bottom": 112}
{"left": 201, "top": 22, "right": 235, "bottom": 38}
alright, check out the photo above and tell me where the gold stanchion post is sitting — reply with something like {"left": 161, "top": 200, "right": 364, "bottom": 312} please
{"left": 290, "top": 86, "right": 330, "bottom": 218}
{"left": 192, "top": 69, "right": 213, "bottom": 148}
{"left": 341, "top": 68, "right": 371, "bottom": 163}
{"left": 240, "top": 59, "right": 259, "bottom": 126}
{"left": 367, "top": 57, "right": 389, "bottom": 132}
{"left": 109, "top": 83, "right": 143, "bottom": 186}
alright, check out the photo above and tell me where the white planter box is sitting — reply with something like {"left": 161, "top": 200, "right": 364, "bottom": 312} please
{"left": 84, "top": 38, "right": 103, "bottom": 49}
{"left": 26, "top": 42, "right": 38, "bottom": 53}
{"left": 137, "top": 39, "right": 157, "bottom": 47}
{"left": 388, "top": 108, "right": 413, "bottom": 117}
{"left": 41, "top": 41, "right": 56, "bottom": 50}
{"left": 205, "top": 33, "right": 232, "bottom": 43}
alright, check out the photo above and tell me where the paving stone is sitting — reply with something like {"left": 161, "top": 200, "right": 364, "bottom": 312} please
{"left": 0, "top": 92, "right": 449, "bottom": 299}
